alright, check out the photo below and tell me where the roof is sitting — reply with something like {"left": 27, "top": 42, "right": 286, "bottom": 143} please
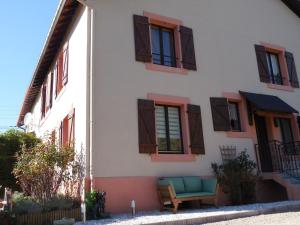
{"left": 17, "top": 0, "right": 80, "bottom": 127}
{"left": 239, "top": 91, "right": 298, "bottom": 114}
{"left": 282, "top": 0, "right": 300, "bottom": 17}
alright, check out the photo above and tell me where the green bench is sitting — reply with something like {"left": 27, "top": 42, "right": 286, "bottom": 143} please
{"left": 157, "top": 176, "right": 218, "bottom": 213}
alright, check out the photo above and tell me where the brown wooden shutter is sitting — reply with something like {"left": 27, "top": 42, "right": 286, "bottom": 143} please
{"left": 133, "top": 15, "right": 152, "bottom": 62}
{"left": 187, "top": 104, "right": 205, "bottom": 154}
{"left": 41, "top": 84, "right": 46, "bottom": 118}
{"left": 54, "top": 63, "right": 58, "bottom": 97}
{"left": 68, "top": 109, "right": 75, "bottom": 147}
{"left": 49, "top": 72, "right": 54, "bottom": 108}
{"left": 138, "top": 99, "right": 156, "bottom": 153}
{"left": 62, "top": 43, "right": 69, "bottom": 85}
{"left": 285, "top": 51, "right": 299, "bottom": 88}
{"left": 297, "top": 116, "right": 300, "bottom": 132}
{"left": 210, "top": 97, "right": 231, "bottom": 131}
{"left": 254, "top": 45, "right": 270, "bottom": 83}
{"left": 180, "top": 26, "right": 197, "bottom": 71}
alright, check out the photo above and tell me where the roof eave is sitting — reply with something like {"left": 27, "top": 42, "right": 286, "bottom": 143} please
{"left": 17, "top": 0, "right": 80, "bottom": 127}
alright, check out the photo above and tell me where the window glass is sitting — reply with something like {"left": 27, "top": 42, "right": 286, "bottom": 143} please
{"left": 155, "top": 105, "right": 167, "bottom": 151}
{"left": 162, "top": 29, "right": 174, "bottom": 67}
{"left": 168, "top": 107, "right": 182, "bottom": 152}
{"left": 155, "top": 105, "right": 183, "bottom": 153}
{"left": 228, "top": 102, "right": 242, "bottom": 131}
{"left": 151, "top": 26, "right": 161, "bottom": 65}
{"left": 151, "top": 25, "right": 176, "bottom": 67}
{"left": 266, "top": 52, "right": 282, "bottom": 85}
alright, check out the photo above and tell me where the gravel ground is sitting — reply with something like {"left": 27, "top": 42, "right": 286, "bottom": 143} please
{"left": 75, "top": 201, "right": 300, "bottom": 225}
{"left": 205, "top": 211, "right": 300, "bottom": 225}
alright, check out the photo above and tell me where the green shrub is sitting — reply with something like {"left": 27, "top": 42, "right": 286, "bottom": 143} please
{"left": 0, "top": 129, "right": 40, "bottom": 196}
{"left": 12, "top": 192, "right": 42, "bottom": 215}
{"left": 42, "top": 195, "right": 74, "bottom": 212}
{"left": 85, "top": 190, "right": 97, "bottom": 215}
{"left": 212, "top": 151, "right": 258, "bottom": 205}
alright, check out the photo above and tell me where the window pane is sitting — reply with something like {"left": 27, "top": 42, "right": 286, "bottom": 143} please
{"left": 270, "top": 54, "right": 280, "bottom": 76}
{"left": 162, "top": 29, "right": 173, "bottom": 67}
{"left": 228, "top": 102, "right": 241, "bottom": 131}
{"left": 267, "top": 52, "right": 282, "bottom": 85}
{"left": 266, "top": 54, "right": 271, "bottom": 77}
{"left": 155, "top": 105, "right": 167, "bottom": 151}
{"left": 151, "top": 26, "right": 161, "bottom": 65}
{"left": 167, "top": 107, "right": 182, "bottom": 152}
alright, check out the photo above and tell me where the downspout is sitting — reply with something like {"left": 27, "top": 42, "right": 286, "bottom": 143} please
{"left": 77, "top": 0, "right": 95, "bottom": 192}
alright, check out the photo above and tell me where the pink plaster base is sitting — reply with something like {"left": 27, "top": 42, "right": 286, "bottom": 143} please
{"left": 92, "top": 177, "right": 160, "bottom": 214}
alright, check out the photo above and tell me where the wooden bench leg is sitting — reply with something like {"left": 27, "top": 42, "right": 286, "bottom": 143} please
{"left": 214, "top": 197, "right": 219, "bottom": 208}
{"left": 172, "top": 201, "right": 180, "bottom": 213}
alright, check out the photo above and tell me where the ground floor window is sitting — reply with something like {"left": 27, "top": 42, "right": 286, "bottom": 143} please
{"left": 155, "top": 105, "right": 183, "bottom": 154}
{"left": 228, "top": 102, "right": 242, "bottom": 132}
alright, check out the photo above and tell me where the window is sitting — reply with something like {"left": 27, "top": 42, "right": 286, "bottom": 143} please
{"left": 55, "top": 43, "right": 69, "bottom": 97}
{"left": 133, "top": 14, "right": 197, "bottom": 72}
{"left": 228, "top": 102, "right": 242, "bottom": 132}
{"left": 266, "top": 52, "right": 283, "bottom": 85}
{"left": 41, "top": 84, "right": 47, "bottom": 118}
{"left": 59, "top": 109, "right": 75, "bottom": 147}
{"left": 155, "top": 105, "right": 183, "bottom": 153}
{"left": 151, "top": 25, "right": 176, "bottom": 67}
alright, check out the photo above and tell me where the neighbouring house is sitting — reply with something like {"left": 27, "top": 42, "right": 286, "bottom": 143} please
{"left": 17, "top": 0, "right": 300, "bottom": 213}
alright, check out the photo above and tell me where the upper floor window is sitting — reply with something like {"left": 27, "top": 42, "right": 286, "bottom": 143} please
{"left": 254, "top": 44, "right": 299, "bottom": 88}
{"left": 151, "top": 25, "right": 176, "bottom": 67}
{"left": 266, "top": 52, "right": 282, "bottom": 85}
{"left": 228, "top": 102, "right": 242, "bottom": 132}
{"left": 155, "top": 105, "right": 183, "bottom": 154}
{"left": 133, "top": 13, "right": 197, "bottom": 72}
{"left": 55, "top": 42, "right": 69, "bottom": 97}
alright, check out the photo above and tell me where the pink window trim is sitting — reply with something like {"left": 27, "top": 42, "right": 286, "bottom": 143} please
{"left": 145, "top": 63, "right": 188, "bottom": 75}
{"left": 147, "top": 93, "right": 196, "bottom": 162}
{"left": 143, "top": 11, "right": 188, "bottom": 76}
{"left": 260, "top": 42, "right": 293, "bottom": 90}
{"left": 266, "top": 83, "right": 294, "bottom": 92}
{"left": 222, "top": 92, "right": 254, "bottom": 139}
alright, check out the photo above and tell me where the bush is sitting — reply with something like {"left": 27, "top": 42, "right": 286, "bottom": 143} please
{"left": 43, "top": 195, "right": 75, "bottom": 212}
{"left": 13, "top": 140, "right": 75, "bottom": 202}
{"left": 0, "top": 129, "right": 40, "bottom": 196}
{"left": 12, "top": 192, "right": 42, "bottom": 215}
{"left": 212, "top": 151, "right": 258, "bottom": 205}
{"left": 85, "top": 190, "right": 108, "bottom": 219}
{"left": 12, "top": 192, "right": 80, "bottom": 215}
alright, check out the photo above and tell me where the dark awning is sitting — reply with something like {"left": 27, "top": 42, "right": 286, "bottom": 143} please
{"left": 239, "top": 91, "right": 298, "bottom": 114}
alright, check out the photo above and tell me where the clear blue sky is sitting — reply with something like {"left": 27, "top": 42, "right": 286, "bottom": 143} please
{"left": 0, "top": 0, "right": 60, "bottom": 132}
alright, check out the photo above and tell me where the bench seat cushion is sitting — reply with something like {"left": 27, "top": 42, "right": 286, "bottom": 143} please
{"left": 176, "top": 192, "right": 215, "bottom": 199}
{"left": 202, "top": 179, "right": 217, "bottom": 193}
{"left": 166, "top": 178, "right": 185, "bottom": 194}
{"left": 183, "top": 177, "right": 202, "bottom": 193}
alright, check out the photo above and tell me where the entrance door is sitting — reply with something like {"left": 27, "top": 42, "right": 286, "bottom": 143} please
{"left": 279, "top": 118, "right": 294, "bottom": 144}
{"left": 279, "top": 118, "right": 294, "bottom": 153}
{"left": 255, "top": 115, "right": 273, "bottom": 172}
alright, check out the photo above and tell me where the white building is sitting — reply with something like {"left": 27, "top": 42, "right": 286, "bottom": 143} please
{"left": 18, "top": 0, "right": 300, "bottom": 213}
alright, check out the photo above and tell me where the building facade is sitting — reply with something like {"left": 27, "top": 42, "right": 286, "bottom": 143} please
{"left": 18, "top": 0, "right": 300, "bottom": 213}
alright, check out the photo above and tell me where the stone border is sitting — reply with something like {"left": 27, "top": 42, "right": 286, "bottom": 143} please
{"left": 145, "top": 202, "right": 300, "bottom": 225}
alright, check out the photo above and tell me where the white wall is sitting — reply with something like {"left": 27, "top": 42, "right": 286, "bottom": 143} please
{"left": 29, "top": 8, "right": 88, "bottom": 156}
{"left": 88, "top": 0, "right": 300, "bottom": 177}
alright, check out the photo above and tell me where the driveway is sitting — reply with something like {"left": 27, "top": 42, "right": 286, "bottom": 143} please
{"left": 205, "top": 211, "right": 300, "bottom": 225}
